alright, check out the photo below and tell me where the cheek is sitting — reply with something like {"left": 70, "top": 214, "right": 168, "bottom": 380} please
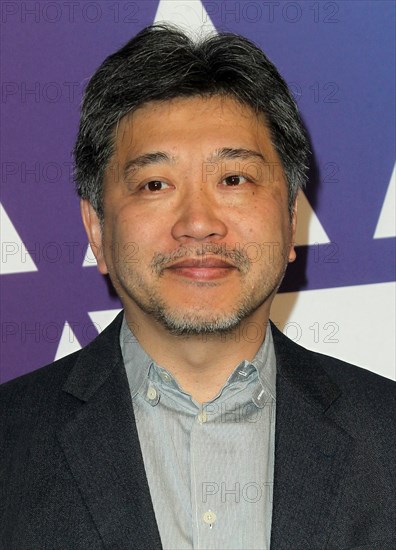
{"left": 245, "top": 201, "right": 287, "bottom": 233}
{"left": 241, "top": 210, "right": 292, "bottom": 263}
{"left": 105, "top": 209, "right": 165, "bottom": 267}
{"left": 120, "top": 216, "right": 162, "bottom": 247}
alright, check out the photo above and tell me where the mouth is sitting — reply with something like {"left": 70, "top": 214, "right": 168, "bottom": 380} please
{"left": 165, "top": 257, "right": 237, "bottom": 281}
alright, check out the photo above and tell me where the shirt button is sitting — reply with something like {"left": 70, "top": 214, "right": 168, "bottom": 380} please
{"left": 197, "top": 411, "right": 207, "bottom": 424}
{"left": 161, "top": 371, "right": 171, "bottom": 382}
{"left": 147, "top": 387, "right": 157, "bottom": 400}
{"left": 203, "top": 510, "right": 217, "bottom": 525}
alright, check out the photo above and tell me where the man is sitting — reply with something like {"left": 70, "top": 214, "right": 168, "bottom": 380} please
{"left": 1, "top": 24, "right": 394, "bottom": 550}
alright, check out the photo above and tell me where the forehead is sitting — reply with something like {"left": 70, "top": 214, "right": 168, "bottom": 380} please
{"left": 120, "top": 94, "right": 261, "bottom": 125}
{"left": 112, "top": 95, "right": 277, "bottom": 159}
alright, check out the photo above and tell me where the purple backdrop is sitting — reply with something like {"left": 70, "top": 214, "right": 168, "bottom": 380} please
{"left": 1, "top": 0, "right": 395, "bottom": 383}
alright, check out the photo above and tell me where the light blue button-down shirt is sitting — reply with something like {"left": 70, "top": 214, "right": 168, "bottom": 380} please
{"left": 120, "top": 316, "right": 276, "bottom": 550}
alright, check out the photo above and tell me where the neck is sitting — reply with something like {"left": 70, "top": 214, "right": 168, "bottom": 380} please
{"left": 123, "top": 306, "right": 271, "bottom": 403}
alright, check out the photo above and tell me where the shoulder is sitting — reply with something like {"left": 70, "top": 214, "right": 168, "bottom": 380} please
{"left": 270, "top": 320, "right": 395, "bottom": 388}
{"left": 306, "top": 345, "right": 395, "bottom": 423}
{"left": 0, "top": 311, "right": 125, "bottom": 419}
{"left": 270, "top": 321, "right": 395, "bottom": 422}
{"left": 309, "top": 345, "right": 394, "bottom": 390}
{"left": 270, "top": 322, "right": 395, "bottom": 473}
{"left": 0, "top": 350, "right": 81, "bottom": 422}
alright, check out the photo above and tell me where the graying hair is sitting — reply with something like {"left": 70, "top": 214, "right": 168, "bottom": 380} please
{"left": 74, "top": 24, "right": 309, "bottom": 221}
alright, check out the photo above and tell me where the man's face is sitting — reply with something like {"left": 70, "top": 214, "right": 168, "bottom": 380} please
{"left": 83, "top": 95, "right": 296, "bottom": 335}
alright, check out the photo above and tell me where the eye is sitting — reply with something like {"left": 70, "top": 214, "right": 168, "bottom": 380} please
{"left": 221, "top": 175, "right": 249, "bottom": 186}
{"left": 142, "top": 180, "right": 170, "bottom": 192}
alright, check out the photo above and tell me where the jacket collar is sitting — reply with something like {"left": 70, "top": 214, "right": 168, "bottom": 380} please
{"left": 270, "top": 321, "right": 342, "bottom": 411}
{"left": 270, "top": 322, "right": 352, "bottom": 549}
{"left": 62, "top": 310, "right": 125, "bottom": 402}
{"left": 59, "top": 311, "right": 163, "bottom": 549}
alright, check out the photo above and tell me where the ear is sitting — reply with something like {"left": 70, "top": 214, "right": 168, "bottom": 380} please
{"left": 80, "top": 199, "right": 108, "bottom": 274}
{"left": 288, "top": 197, "right": 298, "bottom": 263}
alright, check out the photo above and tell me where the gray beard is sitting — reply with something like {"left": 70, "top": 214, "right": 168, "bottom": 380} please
{"left": 122, "top": 270, "right": 285, "bottom": 337}
{"left": 113, "top": 243, "right": 288, "bottom": 337}
{"left": 133, "top": 293, "right": 265, "bottom": 336}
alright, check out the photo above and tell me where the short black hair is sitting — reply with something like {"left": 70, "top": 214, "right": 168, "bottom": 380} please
{"left": 74, "top": 24, "right": 309, "bottom": 221}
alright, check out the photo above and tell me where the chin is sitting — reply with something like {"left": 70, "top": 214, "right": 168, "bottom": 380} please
{"left": 147, "top": 297, "right": 267, "bottom": 337}
{"left": 153, "top": 314, "right": 245, "bottom": 336}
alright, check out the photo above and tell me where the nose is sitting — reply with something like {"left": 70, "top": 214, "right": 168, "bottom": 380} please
{"left": 171, "top": 187, "right": 228, "bottom": 243}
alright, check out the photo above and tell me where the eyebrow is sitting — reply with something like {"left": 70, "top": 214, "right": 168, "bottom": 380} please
{"left": 207, "top": 148, "right": 268, "bottom": 164}
{"left": 123, "top": 151, "right": 173, "bottom": 179}
{"left": 123, "top": 147, "right": 269, "bottom": 179}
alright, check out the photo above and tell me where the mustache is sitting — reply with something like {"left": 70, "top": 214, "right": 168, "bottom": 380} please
{"left": 150, "top": 244, "right": 251, "bottom": 275}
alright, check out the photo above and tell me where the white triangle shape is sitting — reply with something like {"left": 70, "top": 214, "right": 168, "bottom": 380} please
{"left": 82, "top": 243, "right": 97, "bottom": 267}
{"left": 294, "top": 190, "right": 330, "bottom": 246}
{"left": 154, "top": 0, "right": 216, "bottom": 37}
{"left": 88, "top": 309, "right": 122, "bottom": 334}
{"left": 0, "top": 203, "right": 38, "bottom": 274}
{"left": 54, "top": 321, "right": 82, "bottom": 361}
{"left": 373, "top": 163, "right": 396, "bottom": 239}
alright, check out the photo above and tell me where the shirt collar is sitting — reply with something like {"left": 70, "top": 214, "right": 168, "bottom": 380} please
{"left": 119, "top": 316, "right": 152, "bottom": 399}
{"left": 119, "top": 314, "right": 276, "bottom": 404}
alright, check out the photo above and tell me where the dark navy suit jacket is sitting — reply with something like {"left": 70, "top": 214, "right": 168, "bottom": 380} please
{"left": 1, "top": 311, "right": 395, "bottom": 549}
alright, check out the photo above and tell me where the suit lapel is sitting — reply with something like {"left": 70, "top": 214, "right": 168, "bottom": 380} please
{"left": 270, "top": 324, "right": 354, "bottom": 549}
{"left": 57, "top": 312, "right": 162, "bottom": 550}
